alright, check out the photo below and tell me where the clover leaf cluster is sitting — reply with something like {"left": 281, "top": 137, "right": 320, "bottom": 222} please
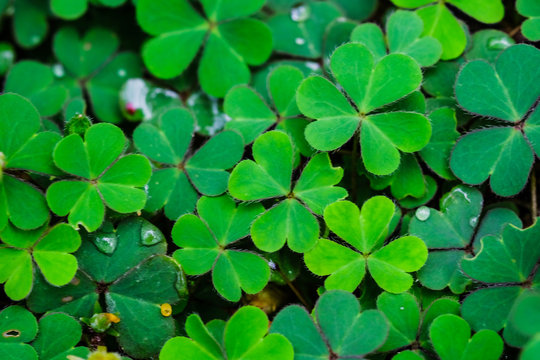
{"left": 0, "top": 1, "right": 539, "bottom": 359}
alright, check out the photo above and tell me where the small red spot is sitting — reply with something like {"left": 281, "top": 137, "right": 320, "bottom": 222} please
{"left": 126, "top": 103, "right": 137, "bottom": 115}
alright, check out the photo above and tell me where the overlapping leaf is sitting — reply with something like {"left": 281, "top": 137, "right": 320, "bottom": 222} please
{"left": 409, "top": 185, "right": 522, "bottom": 293}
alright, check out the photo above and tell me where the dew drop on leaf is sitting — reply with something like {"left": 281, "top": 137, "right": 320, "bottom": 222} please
{"left": 140, "top": 220, "right": 165, "bottom": 246}
{"left": 90, "top": 232, "right": 118, "bottom": 255}
{"left": 487, "top": 36, "right": 513, "bottom": 51}
{"left": 469, "top": 216, "right": 479, "bottom": 227}
{"left": 415, "top": 206, "right": 430, "bottom": 221}
{"left": 295, "top": 37, "right": 306, "bottom": 45}
{"left": 291, "top": 4, "right": 310, "bottom": 22}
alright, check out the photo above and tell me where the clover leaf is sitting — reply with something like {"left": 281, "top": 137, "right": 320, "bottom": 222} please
{"left": 460, "top": 220, "right": 540, "bottom": 345}
{"left": 266, "top": 2, "right": 342, "bottom": 59}
{"left": 5, "top": 61, "right": 68, "bottom": 117}
{"left": 133, "top": 108, "right": 244, "bottom": 220}
{"left": 391, "top": 0, "right": 504, "bottom": 59}
{"left": 297, "top": 43, "right": 430, "bottom": 175}
{"left": 161, "top": 306, "right": 293, "bottom": 360}
{"left": 376, "top": 292, "right": 460, "bottom": 353}
{"left": 0, "top": 222, "right": 81, "bottom": 301}
{"left": 12, "top": 0, "right": 48, "bottom": 48}
{"left": 228, "top": 130, "right": 347, "bottom": 253}
{"left": 409, "top": 185, "right": 522, "bottom": 294}
{"left": 0, "top": 306, "right": 38, "bottom": 360}
{"left": 429, "top": 314, "right": 503, "bottom": 360}
{"left": 351, "top": 10, "right": 442, "bottom": 67}
{"left": 172, "top": 195, "right": 268, "bottom": 302}
{"left": 0, "top": 93, "right": 61, "bottom": 231}
{"left": 136, "top": 0, "right": 272, "bottom": 97}
{"left": 304, "top": 196, "right": 428, "bottom": 293}
{"left": 50, "top": 0, "right": 127, "bottom": 20}
{"left": 53, "top": 27, "right": 142, "bottom": 123}
{"left": 508, "top": 292, "right": 540, "bottom": 349}
{"left": 465, "top": 29, "right": 515, "bottom": 62}
{"left": 419, "top": 107, "right": 459, "bottom": 180}
{"left": 224, "top": 65, "right": 311, "bottom": 156}
{"left": 26, "top": 217, "right": 188, "bottom": 359}
{"left": 31, "top": 313, "right": 88, "bottom": 360}
{"left": 517, "top": 0, "right": 540, "bottom": 41}
{"left": 46, "top": 123, "right": 152, "bottom": 232}
{"left": 450, "top": 44, "right": 540, "bottom": 196}
{"left": 270, "top": 290, "right": 389, "bottom": 359}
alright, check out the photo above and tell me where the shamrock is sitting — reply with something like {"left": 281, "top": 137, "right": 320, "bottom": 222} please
{"left": 133, "top": 107, "right": 244, "bottom": 220}
{"left": 270, "top": 290, "right": 389, "bottom": 359}
{"left": 297, "top": 42, "right": 431, "bottom": 175}
{"left": 172, "top": 195, "right": 269, "bottom": 302}
{"left": 136, "top": 0, "right": 273, "bottom": 97}
{"left": 46, "top": 123, "right": 152, "bottom": 232}
{"left": 409, "top": 185, "right": 522, "bottom": 293}
{"left": 517, "top": 0, "right": 540, "bottom": 41}
{"left": 228, "top": 130, "right": 347, "bottom": 253}
{"left": 450, "top": 44, "right": 540, "bottom": 196}
{"left": 304, "top": 196, "right": 428, "bottom": 293}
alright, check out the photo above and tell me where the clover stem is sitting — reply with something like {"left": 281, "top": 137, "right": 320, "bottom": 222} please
{"left": 277, "top": 267, "right": 311, "bottom": 310}
{"left": 350, "top": 133, "right": 359, "bottom": 203}
{"left": 531, "top": 168, "right": 537, "bottom": 221}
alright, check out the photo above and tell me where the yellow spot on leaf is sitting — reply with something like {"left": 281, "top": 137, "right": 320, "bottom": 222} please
{"left": 161, "top": 303, "right": 172, "bottom": 317}
{"left": 104, "top": 313, "right": 120, "bottom": 323}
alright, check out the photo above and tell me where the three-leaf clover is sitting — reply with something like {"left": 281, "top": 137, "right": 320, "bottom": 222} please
{"left": 4, "top": 61, "right": 68, "bottom": 117}
{"left": 304, "top": 196, "right": 428, "bottom": 293}
{"left": 391, "top": 0, "right": 504, "bottom": 59}
{"left": 228, "top": 130, "right": 347, "bottom": 253}
{"left": 270, "top": 290, "right": 389, "bottom": 359}
{"left": 172, "top": 195, "right": 269, "bottom": 302}
{"left": 26, "top": 217, "right": 188, "bottom": 359}
{"left": 0, "top": 222, "right": 81, "bottom": 300}
{"left": 450, "top": 44, "right": 540, "bottom": 196}
{"left": 133, "top": 107, "right": 244, "bottom": 220}
{"left": 161, "top": 306, "right": 294, "bottom": 360}
{"left": 297, "top": 42, "right": 430, "bottom": 175}
{"left": 351, "top": 10, "right": 442, "bottom": 67}
{"left": 136, "top": 0, "right": 273, "bottom": 97}
{"left": 224, "top": 65, "right": 311, "bottom": 157}
{"left": 429, "top": 314, "right": 503, "bottom": 360}
{"left": 376, "top": 291, "right": 460, "bottom": 353}
{"left": 53, "top": 27, "right": 142, "bottom": 123}
{"left": 0, "top": 93, "right": 61, "bottom": 231}
{"left": 460, "top": 220, "right": 540, "bottom": 345}
{"left": 46, "top": 123, "right": 152, "bottom": 232}
{"left": 409, "top": 185, "right": 522, "bottom": 294}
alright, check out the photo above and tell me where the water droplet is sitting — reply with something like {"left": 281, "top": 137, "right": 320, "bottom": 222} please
{"left": 30, "top": 35, "right": 40, "bottom": 45}
{"left": 487, "top": 36, "right": 512, "bottom": 51}
{"left": 305, "top": 61, "right": 320, "bottom": 71}
{"left": 469, "top": 216, "right": 478, "bottom": 227}
{"left": 415, "top": 206, "right": 430, "bottom": 221}
{"left": 268, "top": 260, "right": 277, "bottom": 270}
{"left": 141, "top": 220, "right": 165, "bottom": 246}
{"left": 291, "top": 4, "right": 310, "bottom": 22}
{"left": 117, "top": 69, "right": 126, "bottom": 77}
{"left": 90, "top": 232, "right": 118, "bottom": 255}
{"left": 295, "top": 37, "right": 306, "bottom": 45}
{"left": 399, "top": 307, "right": 404, "bottom": 310}
{"left": 52, "top": 63, "right": 65, "bottom": 77}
